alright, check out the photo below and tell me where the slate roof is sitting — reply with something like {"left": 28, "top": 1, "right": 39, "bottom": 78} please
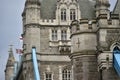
{"left": 40, "top": 0, "right": 58, "bottom": 19}
{"left": 78, "top": 0, "right": 96, "bottom": 19}
{"left": 40, "top": 0, "right": 96, "bottom": 19}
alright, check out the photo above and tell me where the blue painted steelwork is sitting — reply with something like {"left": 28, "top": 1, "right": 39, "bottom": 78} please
{"left": 12, "top": 55, "right": 23, "bottom": 80}
{"left": 14, "top": 62, "right": 18, "bottom": 75}
{"left": 32, "top": 47, "right": 40, "bottom": 80}
{"left": 113, "top": 47, "right": 120, "bottom": 77}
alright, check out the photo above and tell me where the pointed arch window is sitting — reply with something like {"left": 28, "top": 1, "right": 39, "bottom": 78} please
{"left": 113, "top": 46, "right": 120, "bottom": 54}
{"left": 70, "top": 9, "right": 76, "bottom": 20}
{"left": 62, "top": 69, "right": 71, "bottom": 80}
{"left": 61, "top": 9, "right": 66, "bottom": 21}
{"left": 113, "top": 46, "right": 120, "bottom": 76}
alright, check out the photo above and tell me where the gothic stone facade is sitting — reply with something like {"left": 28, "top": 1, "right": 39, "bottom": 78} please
{"left": 5, "top": 0, "right": 120, "bottom": 80}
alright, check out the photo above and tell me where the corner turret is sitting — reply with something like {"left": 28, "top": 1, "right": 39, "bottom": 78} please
{"left": 22, "top": 0, "right": 41, "bottom": 54}
{"left": 70, "top": 19, "right": 98, "bottom": 80}
{"left": 22, "top": 0, "right": 41, "bottom": 25}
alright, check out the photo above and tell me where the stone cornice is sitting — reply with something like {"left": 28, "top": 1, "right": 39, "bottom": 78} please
{"left": 24, "top": 23, "right": 41, "bottom": 27}
{"left": 70, "top": 30, "right": 97, "bottom": 38}
{"left": 69, "top": 50, "right": 96, "bottom": 59}
{"left": 96, "top": 27, "right": 120, "bottom": 32}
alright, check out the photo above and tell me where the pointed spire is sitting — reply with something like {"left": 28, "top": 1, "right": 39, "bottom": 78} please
{"left": 5, "top": 45, "right": 15, "bottom": 80}
{"left": 6, "top": 44, "right": 15, "bottom": 67}
{"left": 8, "top": 44, "right": 14, "bottom": 58}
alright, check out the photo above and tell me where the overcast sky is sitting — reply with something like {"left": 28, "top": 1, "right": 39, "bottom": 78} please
{"left": 0, "top": 0, "right": 117, "bottom": 80}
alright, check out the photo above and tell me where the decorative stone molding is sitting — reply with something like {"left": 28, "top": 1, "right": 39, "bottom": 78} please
{"left": 106, "top": 29, "right": 120, "bottom": 48}
{"left": 97, "top": 51, "right": 113, "bottom": 70}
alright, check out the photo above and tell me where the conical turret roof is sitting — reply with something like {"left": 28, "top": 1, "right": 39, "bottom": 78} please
{"left": 6, "top": 45, "right": 15, "bottom": 67}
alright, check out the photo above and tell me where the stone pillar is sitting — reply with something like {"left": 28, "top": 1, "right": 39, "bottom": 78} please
{"left": 59, "top": 66, "right": 62, "bottom": 80}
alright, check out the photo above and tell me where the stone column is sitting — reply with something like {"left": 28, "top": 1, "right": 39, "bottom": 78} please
{"left": 59, "top": 66, "right": 62, "bottom": 80}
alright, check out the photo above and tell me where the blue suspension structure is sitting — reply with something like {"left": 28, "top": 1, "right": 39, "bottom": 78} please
{"left": 113, "top": 46, "right": 120, "bottom": 77}
{"left": 32, "top": 47, "right": 40, "bottom": 80}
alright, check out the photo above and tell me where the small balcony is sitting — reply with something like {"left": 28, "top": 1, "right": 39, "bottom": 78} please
{"left": 58, "top": 40, "right": 71, "bottom": 54}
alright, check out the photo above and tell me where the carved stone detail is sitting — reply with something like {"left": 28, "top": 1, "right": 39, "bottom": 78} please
{"left": 106, "top": 29, "right": 120, "bottom": 48}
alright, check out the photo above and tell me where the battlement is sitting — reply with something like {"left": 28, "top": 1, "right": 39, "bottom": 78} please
{"left": 80, "top": 19, "right": 97, "bottom": 24}
{"left": 98, "top": 14, "right": 108, "bottom": 19}
{"left": 80, "top": 19, "right": 89, "bottom": 24}
{"left": 70, "top": 19, "right": 97, "bottom": 35}
{"left": 110, "top": 14, "right": 119, "bottom": 19}
{"left": 40, "top": 19, "right": 57, "bottom": 25}
{"left": 79, "top": 19, "right": 97, "bottom": 31}
{"left": 98, "top": 14, "right": 119, "bottom": 20}
{"left": 97, "top": 14, "right": 120, "bottom": 27}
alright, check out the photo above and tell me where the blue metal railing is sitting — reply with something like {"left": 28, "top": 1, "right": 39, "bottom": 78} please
{"left": 32, "top": 47, "right": 40, "bottom": 80}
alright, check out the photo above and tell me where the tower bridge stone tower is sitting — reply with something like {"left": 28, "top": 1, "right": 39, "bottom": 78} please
{"left": 5, "top": 0, "right": 120, "bottom": 80}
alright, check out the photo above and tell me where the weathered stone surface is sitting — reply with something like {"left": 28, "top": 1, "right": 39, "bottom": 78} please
{"left": 5, "top": 0, "right": 120, "bottom": 80}
{"left": 73, "top": 55, "right": 98, "bottom": 80}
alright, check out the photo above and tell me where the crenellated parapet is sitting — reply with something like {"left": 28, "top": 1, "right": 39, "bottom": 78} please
{"left": 70, "top": 18, "right": 97, "bottom": 36}
{"left": 97, "top": 13, "right": 120, "bottom": 27}
{"left": 80, "top": 19, "right": 97, "bottom": 31}
{"left": 40, "top": 19, "right": 57, "bottom": 25}
{"left": 108, "top": 14, "right": 119, "bottom": 26}
{"left": 57, "top": 0, "right": 78, "bottom": 6}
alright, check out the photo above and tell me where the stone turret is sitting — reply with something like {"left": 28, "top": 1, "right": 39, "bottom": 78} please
{"left": 21, "top": 0, "right": 41, "bottom": 79}
{"left": 96, "top": 15, "right": 120, "bottom": 80}
{"left": 22, "top": 0, "right": 41, "bottom": 54}
{"left": 22, "top": 0, "right": 41, "bottom": 24}
{"left": 70, "top": 19, "right": 98, "bottom": 80}
{"left": 96, "top": 1, "right": 120, "bottom": 80}
{"left": 5, "top": 45, "right": 15, "bottom": 80}
{"left": 95, "top": 0, "right": 110, "bottom": 17}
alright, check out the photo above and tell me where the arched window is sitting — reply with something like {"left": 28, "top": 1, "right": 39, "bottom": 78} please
{"left": 113, "top": 46, "right": 120, "bottom": 76}
{"left": 61, "top": 9, "right": 66, "bottom": 21}
{"left": 62, "top": 69, "right": 71, "bottom": 80}
{"left": 113, "top": 46, "right": 120, "bottom": 54}
{"left": 70, "top": 9, "right": 76, "bottom": 20}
